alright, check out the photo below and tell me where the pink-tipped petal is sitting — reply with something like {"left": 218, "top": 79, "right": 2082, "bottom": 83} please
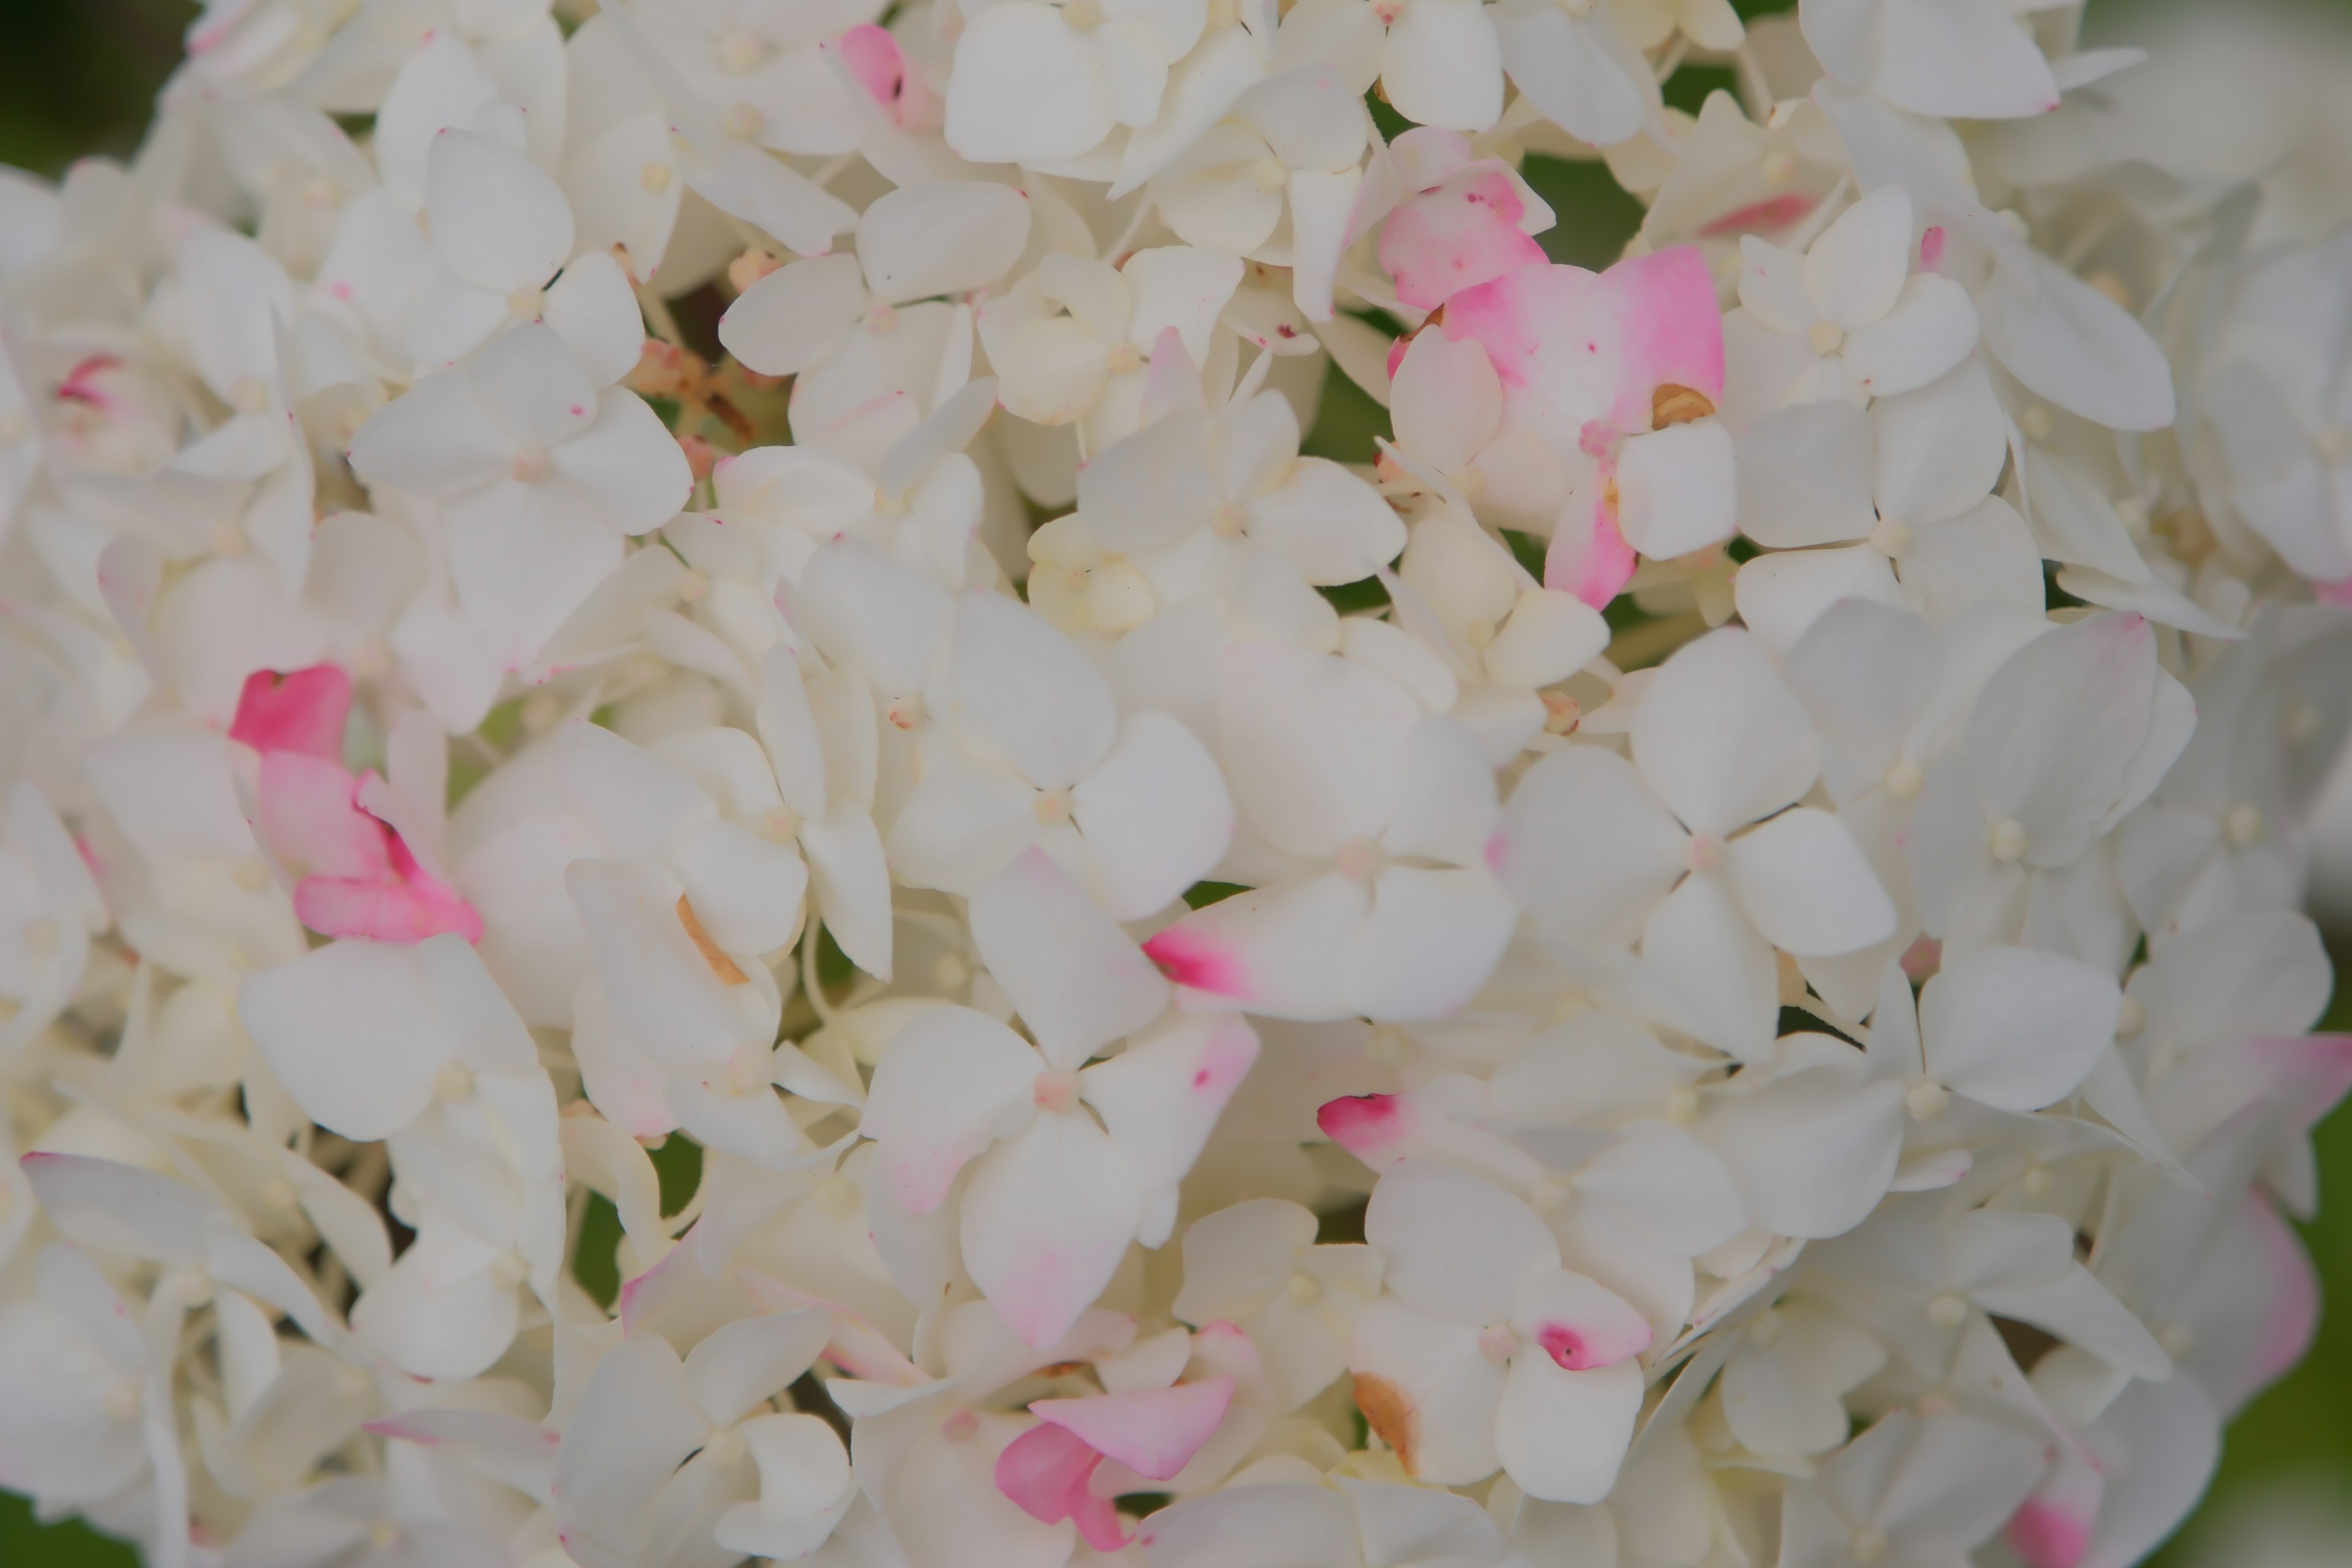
{"left": 1316, "top": 1093, "right": 1415, "bottom": 1162}
{"left": 1030, "top": 1374, "right": 1234, "bottom": 1481}
{"left": 230, "top": 665, "right": 353, "bottom": 761}
{"left": 1142, "top": 924, "right": 1251, "bottom": 1000}
{"left": 1517, "top": 1270, "right": 1653, "bottom": 1371}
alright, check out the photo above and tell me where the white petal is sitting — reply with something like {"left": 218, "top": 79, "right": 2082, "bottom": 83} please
{"left": 541, "top": 251, "right": 646, "bottom": 389}
{"left": 1615, "top": 421, "right": 1736, "bottom": 560}
{"left": 1069, "top": 711, "right": 1235, "bottom": 920}
{"left": 1978, "top": 248, "right": 2175, "bottom": 432}
{"left": 1216, "top": 641, "right": 1419, "bottom": 859}
{"left": 936, "top": 592, "right": 1118, "bottom": 790}
{"left": 944, "top": 4, "right": 1114, "bottom": 165}
{"left": 1348, "top": 865, "right": 1517, "bottom": 1020}
{"left": 1722, "top": 808, "right": 1898, "bottom": 957}
{"left": 1494, "top": 1352, "right": 1642, "bottom": 1504}
{"left": 239, "top": 942, "right": 445, "bottom": 1141}
{"left": 1638, "top": 873, "right": 1778, "bottom": 1061}
{"left": 858, "top": 182, "right": 1035, "bottom": 307}
{"left": 718, "top": 254, "right": 867, "bottom": 377}
{"left": 1918, "top": 945, "right": 2120, "bottom": 1112}
{"left": 425, "top": 128, "right": 572, "bottom": 293}
{"left": 1382, "top": 0, "right": 1503, "bottom": 132}
{"left": 970, "top": 848, "right": 1170, "bottom": 1067}
{"left": 1736, "top": 401, "right": 1877, "bottom": 548}
{"left": 1841, "top": 275, "right": 1979, "bottom": 401}
{"left": 1499, "top": 745, "right": 1688, "bottom": 947}
{"left": 1081, "top": 1011, "right": 1261, "bottom": 1194}
{"left": 862, "top": 1003, "right": 1039, "bottom": 1215}
{"left": 1632, "top": 627, "right": 1819, "bottom": 837}
{"left": 1805, "top": 186, "right": 1912, "bottom": 330}
{"left": 1367, "top": 1158, "right": 1558, "bottom": 1325}
{"left": 962, "top": 1110, "right": 1145, "bottom": 1348}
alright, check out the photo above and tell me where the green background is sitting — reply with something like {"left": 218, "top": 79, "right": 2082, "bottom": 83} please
{"left": 1, "top": 0, "right": 2346, "bottom": 1559}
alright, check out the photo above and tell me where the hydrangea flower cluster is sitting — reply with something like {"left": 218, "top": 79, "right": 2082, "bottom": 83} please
{"left": 2, "top": 1, "right": 2350, "bottom": 1565}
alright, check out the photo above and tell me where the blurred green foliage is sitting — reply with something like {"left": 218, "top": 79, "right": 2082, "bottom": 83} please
{"left": 1, "top": 0, "right": 2346, "bottom": 1561}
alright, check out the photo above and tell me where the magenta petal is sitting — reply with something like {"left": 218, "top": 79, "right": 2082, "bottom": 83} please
{"left": 230, "top": 665, "right": 353, "bottom": 761}
{"left": 995, "top": 1420, "right": 1104, "bottom": 1529}
{"left": 1030, "top": 1375, "right": 1234, "bottom": 1482}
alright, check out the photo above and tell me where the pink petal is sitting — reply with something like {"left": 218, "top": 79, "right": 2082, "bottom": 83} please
{"left": 230, "top": 665, "right": 353, "bottom": 761}
{"left": 996, "top": 1420, "right": 1124, "bottom": 1548}
{"left": 259, "top": 752, "right": 391, "bottom": 880}
{"left": 1445, "top": 247, "right": 1723, "bottom": 437}
{"left": 2005, "top": 1494, "right": 2094, "bottom": 1568}
{"left": 295, "top": 870, "right": 483, "bottom": 944}
{"left": 835, "top": 24, "right": 906, "bottom": 109}
{"left": 1030, "top": 1374, "right": 1234, "bottom": 1482}
{"left": 1380, "top": 168, "right": 1547, "bottom": 312}
{"left": 1544, "top": 486, "right": 1638, "bottom": 609}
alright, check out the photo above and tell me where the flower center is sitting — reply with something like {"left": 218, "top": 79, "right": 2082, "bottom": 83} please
{"left": 1686, "top": 834, "right": 1723, "bottom": 874}
{"left": 1104, "top": 341, "right": 1142, "bottom": 375}
{"left": 1286, "top": 1272, "right": 1322, "bottom": 1305}
{"left": 433, "top": 1060, "right": 475, "bottom": 1102}
{"left": 2224, "top": 802, "right": 2265, "bottom": 846}
{"left": 2115, "top": 995, "right": 2145, "bottom": 1039}
{"left": 511, "top": 449, "right": 551, "bottom": 483}
{"left": 1033, "top": 790, "right": 1071, "bottom": 826}
{"left": 1926, "top": 1291, "right": 1969, "bottom": 1328}
{"left": 1905, "top": 1079, "right": 1949, "bottom": 1121}
{"left": 505, "top": 286, "right": 544, "bottom": 320}
{"left": 1852, "top": 1526, "right": 1889, "bottom": 1565}
{"left": 1033, "top": 1068, "right": 1080, "bottom": 1113}
{"left": 1807, "top": 319, "right": 1845, "bottom": 355}
{"left": 1476, "top": 1323, "right": 1517, "bottom": 1364}
{"left": 1061, "top": 0, "right": 1102, "bottom": 29}
{"left": 718, "top": 31, "right": 766, "bottom": 71}
{"left": 2314, "top": 426, "right": 2352, "bottom": 466}
{"left": 1333, "top": 836, "right": 1382, "bottom": 881}
{"left": 1883, "top": 758, "right": 1923, "bottom": 798}
{"left": 1988, "top": 818, "right": 2029, "bottom": 863}
{"left": 1868, "top": 515, "right": 1910, "bottom": 557}
{"left": 723, "top": 102, "right": 766, "bottom": 140}
{"left": 1759, "top": 149, "right": 1795, "bottom": 185}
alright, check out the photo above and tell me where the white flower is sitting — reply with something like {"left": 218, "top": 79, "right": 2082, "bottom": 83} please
{"left": 944, "top": 0, "right": 1212, "bottom": 165}
{"left": 1349, "top": 1159, "right": 1652, "bottom": 1501}
{"left": 349, "top": 322, "right": 692, "bottom": 668}
{"left": 860, "top": 851, "right": 1257, "bottom": 1346}
{"left": 1722, "top": 186, "right": 1980, "bottom": 424}
{"left": 1144, "top": 642, "right": 1518, "bottom": 1021}
{"left": 1501, "top": 627, "right": 1896, "bottom": 1059}
{"left": 889, "top": 589, "right": 1234, "bottom": 916}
